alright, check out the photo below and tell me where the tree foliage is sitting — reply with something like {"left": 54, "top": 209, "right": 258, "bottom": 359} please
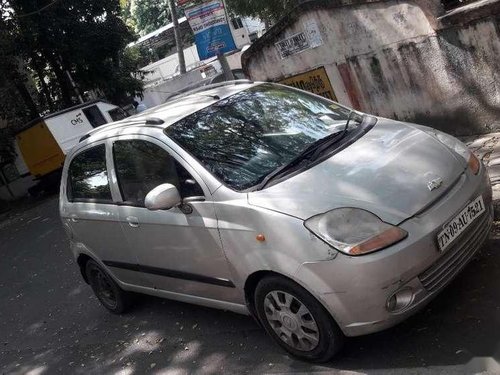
{"left": 225, "top": 0, "right": 304, "bottom": 26}
{"left": 121, "top": 0, "right": 171, "bottom": 36}
{"left": 1, "top": 0, "right": 144, "bottom": 118}
{"left": 0, "top": 0, "right": 146, "bottom": 165}
{"left": 0, "top": 1, "right": 38, "bottom": 162}
{"left": 134, "top": 0, "right": 171, "bottom": 35}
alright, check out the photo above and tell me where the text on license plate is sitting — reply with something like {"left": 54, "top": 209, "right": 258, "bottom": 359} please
{"left": 437, "top": 196, "right": 485, "bottom": 252}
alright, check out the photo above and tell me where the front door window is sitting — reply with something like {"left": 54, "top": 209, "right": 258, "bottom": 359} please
{"left": 113, "top": 140, "right": 203, "bottom": 206}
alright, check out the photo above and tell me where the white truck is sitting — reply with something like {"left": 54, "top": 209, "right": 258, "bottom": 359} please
{"left": 16, "top": 100, "right": 128, "bottom": 195}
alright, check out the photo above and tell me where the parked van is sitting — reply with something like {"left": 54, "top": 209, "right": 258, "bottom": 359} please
{"left": 16, "top": 100, "right": 128, "bottom": 194}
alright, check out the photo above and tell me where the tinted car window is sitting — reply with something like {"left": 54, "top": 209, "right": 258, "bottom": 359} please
{"left": 68, "top": 144, "right": 112, "bottom": 202}
{"left": 83, "top": 105, "right": 107, "bottom": 128}
{"left": 108, "top": 108, "right": 128, "bottom": 122}
{"left": 113, "top": 140, "right": 203, "bottom": 206}
{"left": 165, "top": 84, "right": 352, "bottom": 190}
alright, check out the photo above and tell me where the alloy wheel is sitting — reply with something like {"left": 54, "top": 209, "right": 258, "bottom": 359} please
{"left": 263, "top": 290, "right": 320, "bottom": 352}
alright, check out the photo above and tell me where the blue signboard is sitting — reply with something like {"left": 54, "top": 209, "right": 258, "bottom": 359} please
{"left": 185, "top": 0, "right": 237, "bottom": 60}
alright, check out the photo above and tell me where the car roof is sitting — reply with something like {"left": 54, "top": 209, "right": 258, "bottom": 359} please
{"left": 76, "top": 80, "right": 260, "bottom": 150}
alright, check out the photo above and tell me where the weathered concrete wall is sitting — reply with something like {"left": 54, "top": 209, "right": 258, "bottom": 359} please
{"left": 242, "top": 0, "right": 500, "bottom": 135}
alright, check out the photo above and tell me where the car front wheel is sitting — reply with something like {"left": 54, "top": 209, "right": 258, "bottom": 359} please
{"left": 254, "top": 276, "right": 344, "bottom": 363}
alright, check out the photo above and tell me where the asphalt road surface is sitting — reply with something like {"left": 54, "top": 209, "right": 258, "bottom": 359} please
{"left": 1, "top": 197, "right": 500, "bottom": 375}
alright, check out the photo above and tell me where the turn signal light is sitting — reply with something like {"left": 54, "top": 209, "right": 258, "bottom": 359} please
{"left": 349, "top": 227, "right": 407, "bottom": 255}
{"left": 468, "top": 153, "right": 480, "bottom": 175}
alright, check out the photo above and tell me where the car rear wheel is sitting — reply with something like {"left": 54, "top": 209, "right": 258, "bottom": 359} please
{"left": 86, "top": 260, "right": 132, "bottom": 314}
{"left": 254, "top": 276, "right": 344, "bottom": 363}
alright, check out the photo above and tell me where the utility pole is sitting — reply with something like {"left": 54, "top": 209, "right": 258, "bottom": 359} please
{"left": 168, "top": 0, "right": 186, "bottom": 75}
{"left": 218, "top": 53, "right": 234, "bottom": 81}
{"left": 219, "top": 0, "right": 235, "bottom": 81}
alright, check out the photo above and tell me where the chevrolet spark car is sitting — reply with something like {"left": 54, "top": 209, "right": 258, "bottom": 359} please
{"left": 60, "top": 81, "right": 493, "bottom": 362}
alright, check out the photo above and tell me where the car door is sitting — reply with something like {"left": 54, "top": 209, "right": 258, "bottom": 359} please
{"left": 109, "top": 136, "right": 240, "bottom": 303}
{"left": 62, "top": 143, "right": 146, "bottom": 286}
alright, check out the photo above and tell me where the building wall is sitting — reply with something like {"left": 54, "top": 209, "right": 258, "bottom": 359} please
{"left": 141, "top": 45, "right": 202, "bottom": 84}
{"left": 242, "top": 0, "right": 500, "bottom": 135}
{"left": 141, "top": 69, "right": 205, "bottom": 108}
{"left": 229, "top": 17, "right": 252, "bottom": 49}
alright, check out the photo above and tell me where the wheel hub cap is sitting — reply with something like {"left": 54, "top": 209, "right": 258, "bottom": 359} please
{"left": 263, "top": 290, "right": 320, "bottom": 352}
{"left": 282, "top": 314, "right": 297, "bottom": 331}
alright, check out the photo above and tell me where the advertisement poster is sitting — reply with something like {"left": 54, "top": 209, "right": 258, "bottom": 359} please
{"left": 275, "top": 21, "right": 324, "bottom": 60}
{"left": 275, "top": 32, "right": 310, "bottom": 60}
{"left": 185, "top": 0, "right": 237, "bottom": 60}
{"left": 280, "top": 67, "right": 337, "bottom": 100}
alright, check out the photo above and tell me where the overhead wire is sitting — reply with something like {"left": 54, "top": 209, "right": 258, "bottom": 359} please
{"left": 16, "top": 0, "right": 62, "bottom": 18}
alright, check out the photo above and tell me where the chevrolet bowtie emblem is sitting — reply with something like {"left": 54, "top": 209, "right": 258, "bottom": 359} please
{"left": 427, "top": 178, "right": 443, "bottom": 192}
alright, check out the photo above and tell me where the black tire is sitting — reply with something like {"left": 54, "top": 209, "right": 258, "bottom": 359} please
{"left": 254, "top": 276, "right": 344, "bottom": 363}
{"left": 86, "top": 260, "right": 132, "bottom": 314}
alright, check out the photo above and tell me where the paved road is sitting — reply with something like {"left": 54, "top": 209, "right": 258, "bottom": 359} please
{"left": 1, "top": 197, "right": 500, "bottom": 375}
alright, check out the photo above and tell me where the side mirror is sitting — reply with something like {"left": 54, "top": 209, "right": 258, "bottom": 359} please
{"left": 145, "top": 184, "right": 182, "bottom": 211}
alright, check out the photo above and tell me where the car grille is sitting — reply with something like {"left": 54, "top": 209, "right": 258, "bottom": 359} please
{"left": 419, "top": 207, "right": 492, "bottom": 294}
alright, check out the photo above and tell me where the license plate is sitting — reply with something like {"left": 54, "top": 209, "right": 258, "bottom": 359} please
{"left": 437, "top": 196, "right": 485, "bottom": 252}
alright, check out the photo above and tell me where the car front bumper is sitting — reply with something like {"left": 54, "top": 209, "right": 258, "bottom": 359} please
{"left": 295, "top": 168, "right": 493, "bottom": 337}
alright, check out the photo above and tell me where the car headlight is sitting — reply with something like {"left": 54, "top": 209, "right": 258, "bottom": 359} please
{"left": 422, "top": 128, "right": 480, "bottom": 175}
{"left": 304, "top": 208, "right": 408, "bottom": 256}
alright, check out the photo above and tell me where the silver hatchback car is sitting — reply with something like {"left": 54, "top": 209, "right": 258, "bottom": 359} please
{"left": 60, "top": 81, "right": 493, "bottom": 362}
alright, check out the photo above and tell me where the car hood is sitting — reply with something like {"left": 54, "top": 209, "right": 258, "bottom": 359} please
{"left": 247, "top": 119, "right": 466, "bottom": 225}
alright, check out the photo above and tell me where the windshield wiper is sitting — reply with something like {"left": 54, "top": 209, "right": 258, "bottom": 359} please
{"left": 256, "top": 111, "right": 359, "bottom": 190}
{"left": 306, "top": 111, "right": 358, "bottom": 161}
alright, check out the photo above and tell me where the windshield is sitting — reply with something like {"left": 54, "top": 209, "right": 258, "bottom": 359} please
{"left": 165, "top": 84, "right": 357, "bottom": 191}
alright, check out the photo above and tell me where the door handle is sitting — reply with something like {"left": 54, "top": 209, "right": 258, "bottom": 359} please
{"left": 126, "top": 216, "right": 140, "bottom": 228}
{"left": 70, "top": 215, "right": 79, "bottom": 223}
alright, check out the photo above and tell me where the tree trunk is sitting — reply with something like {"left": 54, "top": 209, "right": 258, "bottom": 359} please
{"left": 168, "top": 0, "right": 186, "bottom": 74}
{"left": 13, "top": 79, "right": 38, "bottom": 120}
{"left": 31, "top": 57, "right": 55, "bottom": 112}
{"left": 46, "top": 53, "right": 74, "bottom": 107}
{"left": 59, "top": 56, "right": 84, "bottom": 104}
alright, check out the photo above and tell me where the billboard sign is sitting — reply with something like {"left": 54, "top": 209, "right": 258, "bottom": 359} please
{"left": 185, "top": 0, "right": 237, "bottom": 60}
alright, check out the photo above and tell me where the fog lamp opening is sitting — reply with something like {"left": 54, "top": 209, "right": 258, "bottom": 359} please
{"left": 386, "top": 287, "right": 414, "bottom": 313}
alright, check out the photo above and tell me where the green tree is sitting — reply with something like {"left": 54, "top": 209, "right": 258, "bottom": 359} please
{"left": 133, "top": 0, "right": 170, "bottom": 35}
{"left": 120, "top": 0, "right": 136, "bottom": 29}
{"left": 121, "top": 0, "right": 189, "bottom": 37}
{"left": 225, "top": 0, "right": 305, "bottom": 26}
{"left": 0, "top": 1, "right": 39, "bottom": 162}
{"left": 9, "top": 0, "right": 144, "bottom": 108}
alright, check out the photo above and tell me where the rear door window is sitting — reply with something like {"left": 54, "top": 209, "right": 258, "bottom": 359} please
{"left": 113, "top": 140, "right": 204, "bottom": 207}
{"left": 68, "top": 144, "right": 113, "bottom": 203}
